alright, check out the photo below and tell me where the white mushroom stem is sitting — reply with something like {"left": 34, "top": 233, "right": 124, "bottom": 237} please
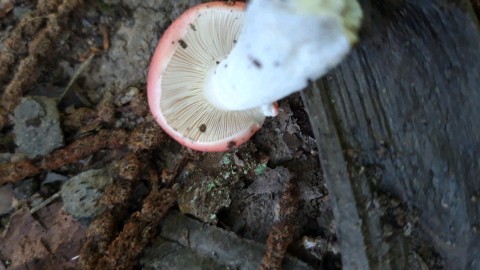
{"left": 205, "top": 0, "right": 362, "bottom": 116}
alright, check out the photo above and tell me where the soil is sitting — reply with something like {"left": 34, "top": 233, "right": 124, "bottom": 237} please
{"left": 0, "top": 0, "right": 337, "bottom": 269}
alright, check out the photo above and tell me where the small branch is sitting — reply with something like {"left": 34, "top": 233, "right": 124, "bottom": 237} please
{"left": 0, "top": 0, "right": 84, "bottom": 129}
{"left": 0, "top": 120, "right": 165, "bottom": 185}
{"left": 260, "top": 178, "right": 299, "bottom": 270}
{"left": 0, "top": 0, "right": 61, "bottom": 85}
{"left": 77, "top": 154, "right": 143, "bottom": 269}
{"left": 97, "top": 188, "right": 176, "bottom": 269}
{"left": 39, "top": 129, "right": 128, "bottom": 171}
{"left": 0, "top": 129, "right": 127, "bottom": 184}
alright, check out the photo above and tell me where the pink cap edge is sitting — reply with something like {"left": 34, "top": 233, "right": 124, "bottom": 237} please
{"left": 147, "top": 1, "right": 262, "bottom": 152}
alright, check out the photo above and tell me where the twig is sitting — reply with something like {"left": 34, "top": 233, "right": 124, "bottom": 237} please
{"left": 259, "top": 178, "right": 299, "bottom": 270}
{"left": 98, "top": 188, "right": 176, "bottom": 269}
{"left": 58, "top": 54, "right": 95, "bottom": 102}
{"left": 78, "top": 183, "right": 135, "bottom": 269}
{"left": 0, "top": 0, "right": 84, "bottom": 129}
{"left": 0, "top": 129, "right": 128, "bottom": 184}
{"left": 77, "top": 154, "right": 142, "bottom": 269}
{"left": 0, "top": 120, "right": 165, "bottom": 185}
{"left": 79, "top": 156, "right": 177, "bottom": 270}
{"left": 0, "top": 0, "right": 61, "bottom": 84}
{"left": 30, "top": 192, "right": 61, "bottom": 214}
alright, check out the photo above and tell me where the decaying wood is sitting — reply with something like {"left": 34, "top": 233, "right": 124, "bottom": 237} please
{"left": 78, "top": 154, "right": 143, "bottom": 269}
{"left": 260, "top": 179, "right": 299, "bottom": 270}
{"left": 301, "top": 0, "right": 480, "bottom": 269}
{"left": 159, "top": 212, "right": 313, "bottom": 270}
{"left": 97, "top": 188, "right": 176, "bottom": 269}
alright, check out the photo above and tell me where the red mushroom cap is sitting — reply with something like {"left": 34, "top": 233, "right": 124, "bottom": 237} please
{"left": 148, "top": 1, "right": 275, "bottom": 152}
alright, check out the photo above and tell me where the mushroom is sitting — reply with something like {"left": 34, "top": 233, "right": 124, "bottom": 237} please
{"left": 148, "top": 0, "right": 362, "bottom": 152}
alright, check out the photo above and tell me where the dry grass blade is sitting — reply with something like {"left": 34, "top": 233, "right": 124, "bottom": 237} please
{"left": 58, "top": 54, "right": 95, "bottom": 102}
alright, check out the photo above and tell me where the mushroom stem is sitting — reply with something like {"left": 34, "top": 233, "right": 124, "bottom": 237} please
{"left": 205, "top": 0, "right": 362, "bottom": 114}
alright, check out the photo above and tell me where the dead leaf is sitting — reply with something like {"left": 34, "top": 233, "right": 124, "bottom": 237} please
{"left": 0, "top": 0, "right": 14, "bottom": 19}
{"left": 0, "top": 202, "right": 86, "bottom": 269}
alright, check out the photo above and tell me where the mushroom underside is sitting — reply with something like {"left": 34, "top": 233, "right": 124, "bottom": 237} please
{"left": 153, "top": 4, "right": 266, "bottom": 150}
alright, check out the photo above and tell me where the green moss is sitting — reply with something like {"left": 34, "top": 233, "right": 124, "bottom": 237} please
{"left": 223, "top": 171, "right": 231, "bottom": 179}
{"left": 206, "top": 182, "right": 216, "bottom": 192}
{"left": 222, "top": 153, "right": 232, "bottom": 165}
{"left": 254, "top": 163, "right": 268, "bottom": 175}
{"left": 91, "top": 0, "right": 113, "bottom": 14}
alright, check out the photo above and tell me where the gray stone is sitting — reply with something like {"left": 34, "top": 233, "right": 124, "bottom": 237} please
{"left": 13, "top": 178, "right": 37, "bottom": 200}
{"left": 114, "top": 86, "right": 139, "bottom": 107}
{"left": 60, "top": 169, "right": 113, "bottom": 219}
{"left": 83, "top": 1, "right": 208, "bottom": 93}
{"left": 141, "top": 239, "right": 228, "bottom": 270}
{"left": 84, "top": 5, "right": 168, "bottom": 92}
{"left": 42, "top": 172, "right": 69, "bottom": 185}
{"left": 0, "top": 153, "right": 12, "bottom": 163}
{"left": 157, "top": 212, "right": 314, "bottom": 270}
{"left": 0, "top": 184, "right": 14, "bottom": 215}
{"left": 13, "top": 96, "right": 64, "bottom": 158}
{"left": 246, "top": 167, "right": 292, "bottom": 195}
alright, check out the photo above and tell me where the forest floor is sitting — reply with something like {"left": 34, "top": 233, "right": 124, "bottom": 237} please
{"left": 0, "top": 1, "right": 338, "bottom": 269}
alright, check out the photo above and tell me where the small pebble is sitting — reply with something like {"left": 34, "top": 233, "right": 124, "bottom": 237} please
{"left": 0, "top": 184, "right": 14, "bottom": 215}
{"left": 13, "top": 96, "right": 64, "bottom": 158}
{"left": 13, "top": 178, "right": 37, "bottom": 200}
{"left": 61, "top": 169, "right": 113, "bottom": 219}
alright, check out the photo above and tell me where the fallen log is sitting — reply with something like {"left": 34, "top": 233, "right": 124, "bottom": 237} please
{"left": 302, "top": 0, "right": 480, "bottom": 269}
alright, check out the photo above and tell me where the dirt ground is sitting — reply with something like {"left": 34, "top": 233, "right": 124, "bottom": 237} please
{"left": 0, "top": 0, "right": 338, "bottom": 269}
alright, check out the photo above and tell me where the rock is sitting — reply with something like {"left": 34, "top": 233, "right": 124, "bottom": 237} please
{"left": 13, "top": 178, "right": 38, "bottom": 200}
{"left": 246, "top": 167, "right": 292, "bottom": 195}
{"left": 13, "top": 96, "right": 64, "bottom": 158}
{"left": 300, "top": 236, "right": 339, "bottom": 261}
{"left": 83, "top": 0, "right": 208, "bottom": 92}
{"left": 114, "top": 86, "right": 139, "bottom": 107}
{"left": 42, "top": 172, "right": 69, "bottom": 185}
{"left": 0, "top": 184, "right": 14, "bottom": 215}
{"left": 141, "top": 238, "right": 228, "bottom": 270}
{"left": 60, "top": 169, "right": 113, "bottom": 219}
{"left": 222, "top": 167, "right": 294, "bottom": 241}
{"left": 84, "top": 4, "right": 168, "bottom": 91}
{"left": 0, "top": 153, "right": 12, "bottom": 163}
{"left": 154, "top": 212, "right": 314, "bottom": 270}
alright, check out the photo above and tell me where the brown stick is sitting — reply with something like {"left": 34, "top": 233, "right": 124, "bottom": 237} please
{"left": 0, "top": 129, "right": 128, "bottom": 185}
{"left": 0, "top": 0, "right": 84, "bottom": 129}
{"left": 0, "top": 120, "right": 165, "bottom": 185}
{"left": 77, "top": 154, "right": 142, "bottom": 269}
{"left": 97, "top": 188, "right": 176, "bottom": 269}
{"left": 259, "top": 179, "right": 299, "bottom": 270}
{"left": 0, "top": 0, "right": 61, "bottom": 84}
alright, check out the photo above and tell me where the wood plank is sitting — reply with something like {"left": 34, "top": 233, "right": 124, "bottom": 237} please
{"left": 301, "top": 0, "right": 480, "bottom": 269}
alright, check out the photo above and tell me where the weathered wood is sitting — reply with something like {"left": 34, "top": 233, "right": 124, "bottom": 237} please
{"left": 302, "top": 0, "right": 480, "bottom": 269}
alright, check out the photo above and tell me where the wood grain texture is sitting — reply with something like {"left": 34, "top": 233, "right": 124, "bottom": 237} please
{"left": 302, "top": 0, "right": 480, "bottom": 269}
